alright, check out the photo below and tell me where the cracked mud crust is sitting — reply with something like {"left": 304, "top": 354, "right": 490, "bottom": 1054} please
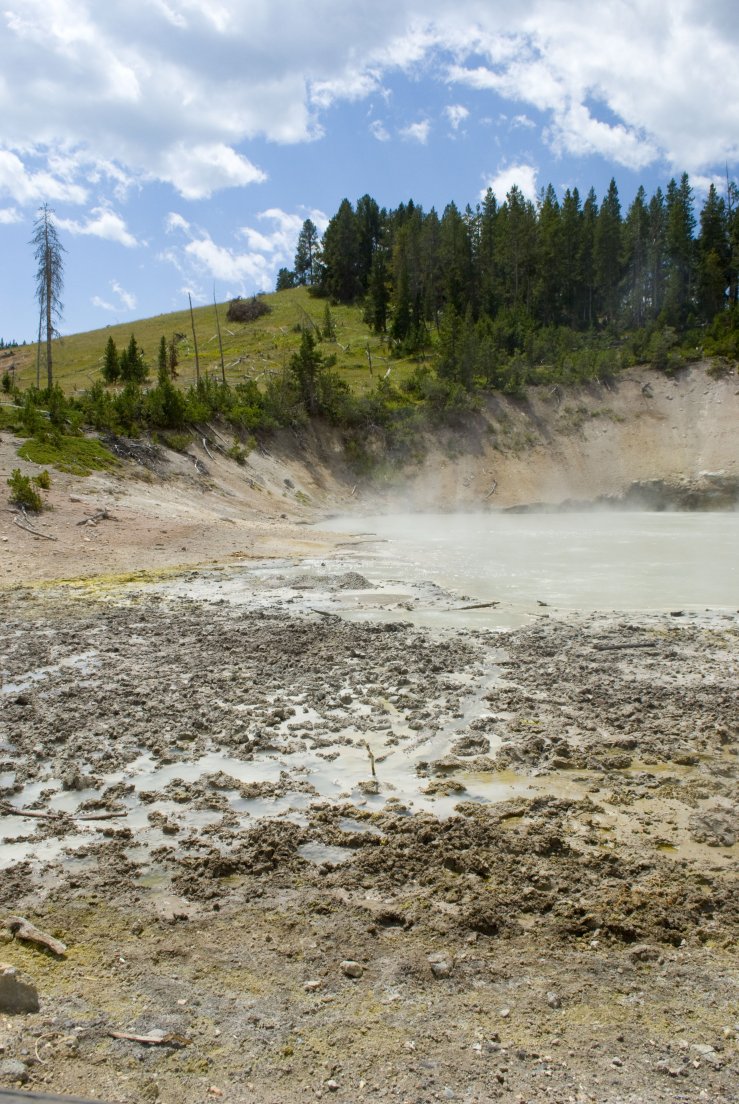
{"left": 0, "top": 579, "right": 737, "bottom": 1103}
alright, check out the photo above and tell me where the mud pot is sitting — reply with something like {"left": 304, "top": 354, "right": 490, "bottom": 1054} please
{"left": 0, "top": 560, "right": 737, "bottom": 1103}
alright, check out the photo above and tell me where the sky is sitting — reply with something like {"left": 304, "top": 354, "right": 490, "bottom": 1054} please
{"left": 2, "top": 0, "right": 739, "bottom": 343}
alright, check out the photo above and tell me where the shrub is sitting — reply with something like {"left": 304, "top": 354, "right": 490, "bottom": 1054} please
{"left": 7, "top": 468, "right": 47, "bottom": 512}
{"left": 226, "top": 296, "right": 272, "bottom": 324}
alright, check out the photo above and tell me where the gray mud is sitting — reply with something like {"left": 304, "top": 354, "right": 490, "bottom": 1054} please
{"left": 0, "top": 578, "right": 737, "bottom": 1103}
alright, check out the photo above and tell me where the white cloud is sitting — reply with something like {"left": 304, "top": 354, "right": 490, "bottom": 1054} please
{"left": 370, "top": 119, "right": 391, "bottom": 142}
{"left": 0, "top": 207, "right": 22, "bottom": 224}
{"left": 165, "top": 212, "right": 191, "bottom": 234}
{"left": 154, "top": 143, "right": 267, "bottom": 200}
{"left": 91, "top": 279, "right": 137, "bottom": 313}
{"left": 0, "top": 150, "right": 87, "bottom": 205}
{"left": 57, "top": 207, "right": 139, "bottom": 247}
{"left": 444, "top": 104, "right": 469, "bottom": 131}
{"left": 482, "top": 164, "right": 539, "bottom": 204}
{"left": 1, "top": 0, "right": 738, "bottom": 212}
{"left": 400, "top": 120, "right": 431, "bottom": 144}
{"left": 164, "top": 205, "right": 328, "bottom": 295}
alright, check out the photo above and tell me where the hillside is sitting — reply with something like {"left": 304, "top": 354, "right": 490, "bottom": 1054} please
{"left": 1, "top": 286, "right": 414, "bottom": 396}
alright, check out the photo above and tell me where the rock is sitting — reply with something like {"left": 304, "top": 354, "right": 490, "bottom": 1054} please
{"left": 498, "top": 1007, "right": 511, "bottom": 1018}
{"left": 0, "top": 1058, "right": 29, "bottom": 1084}
{"left": 304, "top": 979, "right": 322, "bottom": 992}
{"left": 428, "top": 953, "right": 453, "bottom": 978}
{"left": 630, "top": 944, "right": 660, "bottom": 963}
{"left": 325, "top": 1079, "right": 339, "bottom": 1092}
{"left": 340, "top": 960, "right": 363, "bottom": 979}
{"left": 356, "top": 779, "right": 380, "bottom": 795}
{"left": 0, "top": 964, "right": 40, "bottom": 1014}
{"left": 546, "top": 991, "right": 562, "bottom": 1009}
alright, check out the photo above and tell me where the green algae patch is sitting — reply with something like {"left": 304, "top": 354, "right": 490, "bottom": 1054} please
{"left": 18, "top": 434, "right": 118, "bottom": 476}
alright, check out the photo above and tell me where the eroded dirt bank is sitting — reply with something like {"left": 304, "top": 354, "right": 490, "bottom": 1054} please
{"left": 1, "top": 577, "right": 737, "bottom": 1103}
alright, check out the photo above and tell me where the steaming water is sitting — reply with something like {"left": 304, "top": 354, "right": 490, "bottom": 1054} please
{"left": 322, "top": 511, "right": 738, "bottom": 623}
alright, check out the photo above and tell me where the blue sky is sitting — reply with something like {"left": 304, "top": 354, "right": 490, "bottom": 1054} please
{"left": 2, "top": 0, "right": 739, "bottom": 342}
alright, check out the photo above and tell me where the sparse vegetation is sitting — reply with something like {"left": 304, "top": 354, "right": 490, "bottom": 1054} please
{"left": 7, "top": 467, "right": 51, "bottom": 511}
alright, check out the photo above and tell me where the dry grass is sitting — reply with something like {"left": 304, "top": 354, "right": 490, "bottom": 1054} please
{"left": 7, "top": 288, "right": 421, "bottom": 396}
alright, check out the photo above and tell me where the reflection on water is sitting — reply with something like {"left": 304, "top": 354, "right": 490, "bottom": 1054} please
{"left": 321, "top": 511, "right": 739, "bottom": 620}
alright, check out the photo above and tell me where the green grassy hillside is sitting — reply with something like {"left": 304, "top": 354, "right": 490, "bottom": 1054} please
{"left": 7, "top": 287, "right": 418, "bottom": 396}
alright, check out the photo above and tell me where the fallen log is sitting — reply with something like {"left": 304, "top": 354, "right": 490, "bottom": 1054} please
{"left": 4, "top": 916, "right": 67, "bottom": 956}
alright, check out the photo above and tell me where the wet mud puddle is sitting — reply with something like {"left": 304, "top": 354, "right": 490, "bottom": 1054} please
{"left": 1, "top": 549, "right": 736, "bottom": 883}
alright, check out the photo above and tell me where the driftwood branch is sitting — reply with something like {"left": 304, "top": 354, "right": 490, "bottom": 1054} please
{"left": 0, "top": 801, "right": 127, "bottom": 822}
{"left": 108, "top": 1030, "right": 191, "bottom": 1047}
{"left": 5, "top": 916, "right": 67, "bottom": 956}
{"left": 77, "top": 509, "right": 117, "bottom": 526}
{"left": 309, "top": 607, "right": 338, "bottom": 620}
{"left": 485, "top": 480, "right": 498, "bottom": 499}
{"left": 13, "top": 514, "right": 58, "bottom": 541}
{"left": 451, "top": 600, "right": 500, "bottom": 611}
{"left": 202, "top": 436, "right": 216, "bottom": 461}
{"left": 363, "top": 740, "right": 377, "bottom": 778}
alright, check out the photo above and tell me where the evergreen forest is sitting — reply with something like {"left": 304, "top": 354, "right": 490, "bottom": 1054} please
{"left": 281, "top": 174, "right": 739, "bottom": 391}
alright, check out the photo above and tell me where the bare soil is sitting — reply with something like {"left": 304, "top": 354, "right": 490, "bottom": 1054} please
{"left": 0, "top": 364, "right": 737, "bottom": 1103}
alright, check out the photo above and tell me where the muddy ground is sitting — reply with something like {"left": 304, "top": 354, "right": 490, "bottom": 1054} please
{"left": 0, "top": 570, "right": 737, "bottom": 1104}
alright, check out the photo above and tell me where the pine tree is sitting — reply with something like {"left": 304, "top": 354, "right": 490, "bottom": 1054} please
{"left": 594, "top": 178, "right": 623, "bottom": 324}
{"left": 697, "top": 183, "right": 729, "bottom": 320}
{"left": 623, "top": 186, "right": 650, "bottom": 327}
{"left": 664, "top": 174, "right": 696, "bottom": 324}
{"left": 102, "top": 336, "right": 120, "bottom": 383}
{"left": 294, "top": 219, "right": 320, "bottom": 286}
{"left": 320, "top": 200, "right": 361, "bottom": 302}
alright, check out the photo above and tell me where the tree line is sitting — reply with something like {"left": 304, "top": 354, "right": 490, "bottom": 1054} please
{"left": 278, "top": 175, "right": 739, "bottom": 371}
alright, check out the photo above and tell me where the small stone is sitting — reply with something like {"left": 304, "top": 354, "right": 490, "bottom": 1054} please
{"left": 340, "top": 960, "right": 363, "bottom": 979}
{"left": 546, "top": 991, "right": 562, "bottom": 1009}
{"left": 428, "top": 953, "right": 453, "bottom": 979}
{"left": 0, "top": 965, "right": 40, "bottom": 1015}
{"left": 611, "top": 1057, "right": 623, "bottom": 1067}
{"left": 304, "top": 980, "right": 322, "bottom": 992}
{"left": 326, "top": 1079, "right": 339, "bottom": 1091}
{"left": 499, "top": 1007, "right": 511, "bottom": 1018}
{"left": 630, "top": 944, "right": 660, "bottom": 963}
{"left": 0, "top": 1058, "right": 29, "bottom": 1084}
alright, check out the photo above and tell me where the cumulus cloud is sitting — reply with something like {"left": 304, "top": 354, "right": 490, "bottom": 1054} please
{"left": 91, "top": 279, "right": 137, "bottom": 313}
{"left": 0, "top": 150, "right": 87, "bottom": 206}
{"left": 444, "top": 104, "right": 469, "bottom": 131}
{"left": 1, "top": 0, "right": 738, "bottom": 212}
{"left": 400, "top": 120, "right": 431, "bottom": 144}
{"left": 56, "top": 207, "right": 139, "bottom": 247}
{"left": 164, "top": 205, "right": 327, "bottom": 292}
{"left": 0, "top": 207, "right": 22, "bottom": 224}
{"left": 370, "top": 119, "right": 391, "bottom": 142}
{"left": 482, "top": 164, "right": 539, "bottom": 203}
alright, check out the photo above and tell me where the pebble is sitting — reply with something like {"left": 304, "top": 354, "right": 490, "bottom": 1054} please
{"left": 340, "top": 960, "right": 363, "bottom": 978}
{"left": 0, "top": 965, "right": 40, "bottom": 1015}
{"left": 325, "top": 1079, "right": 339, "bottom": 1091}
{"left": 546, "top": 991, "right": 562, "bottom": 1009}
{"left": 499, "top": 1007, "right": 511, "bottom": 1018}
{"left": 630, "top": 944, "right": 660, "bottom": 963}
{"left": 304, "top": 980, "right": 322, "bottom": 991}
{"left": 0, "top": 1058, "right": 29, "bottom": 1084}
{"left": 428, "top": 953, "right": 453, "bottom": 979}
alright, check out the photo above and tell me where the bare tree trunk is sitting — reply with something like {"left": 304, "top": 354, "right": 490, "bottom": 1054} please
{"left": 44, "top": 222, "right": 53, "bottom": 388}
{"left": 213, "top": 287, "right": 226, "bottom": 385}
{"left": 188, "top": 293, "right": 200, "bottom": 385}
